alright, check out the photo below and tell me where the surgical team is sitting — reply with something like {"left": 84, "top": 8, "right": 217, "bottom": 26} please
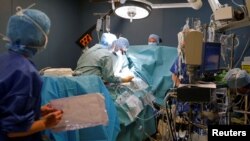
{"left": 1, "top": 5, "right": 250, "bottom": 141}
{"left": 0, "top": 8, "right": 145, "bottom": 140}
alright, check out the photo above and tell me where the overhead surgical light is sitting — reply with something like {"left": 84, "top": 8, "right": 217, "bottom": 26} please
{"left": 115, "top": 1, "right": 152, "bottom": 22}
{"left": 114, "top": 0, "right": 202, "bottom": 22}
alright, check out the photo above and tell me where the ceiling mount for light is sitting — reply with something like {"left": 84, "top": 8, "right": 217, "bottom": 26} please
{"left": 114, "top": 0, "right": 202, "bottom": 22}
{"left": 115, "top": 1, "right": 152, "bottom": 22}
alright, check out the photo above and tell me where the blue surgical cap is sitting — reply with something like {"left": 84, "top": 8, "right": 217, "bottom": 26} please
{"left": 7, "top": 9, "right": 51, "bottom": 47}
{"left": 112, "top": 37, "right": 129, "bottom": 51}
{"left": 224, "top": 68, "right": 250, "bottom": 88}
{"left": 6, "top": 8, "right": 50, "bottom": 57}
{"left": 148, "top": 34, "right": 160, "bottom": 44}
{"left": 100, "top": 33, "right": 117, "bottom": 48}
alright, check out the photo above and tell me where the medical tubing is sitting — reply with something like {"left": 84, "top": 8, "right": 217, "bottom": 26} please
{"left": 234, "top": 38, "right": 250, "bottom": 67}
{"left": 165, "top": 103, "right": 178, "bottom": 141}
{"left": 230, "top": 34, "right": 236, "bottom": 69}
{"left": 164, "top": 91, "right": 177, "bottom": 141}
{"left": 114, "top": 84, "right": 134, "bottom": 95}
{"left": 136, "top": 110, "right": 162, "bottom": 121}
{"left": 231, "top": 0, "right": 247, "bottom": 17}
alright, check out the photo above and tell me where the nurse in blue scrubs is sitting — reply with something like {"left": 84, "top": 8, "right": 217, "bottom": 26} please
{"left": 0, "top": 7, "right": 63, "bottom": 141}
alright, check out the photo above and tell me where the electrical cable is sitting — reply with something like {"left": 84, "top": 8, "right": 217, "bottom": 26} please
{"left": 163, "top": 91, "right": 178, "bottom": 141}
{"left": 234, "top": 37, "right": 250, "bottom": 67}
{"left": 226, "top": 94, "right": 244, "bottom": 114}
{"left": 231, "top": 0, "right": 248, "bottom": 17}
{"left": 136, "top": 110, "right": 162, "bottom": 121}
{"left": 165, "top": 103, "right": 178, "bottom": 141}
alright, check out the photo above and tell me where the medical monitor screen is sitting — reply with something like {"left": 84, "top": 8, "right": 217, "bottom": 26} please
{"left": 202, "top": 42, "right": 221, "bottom": 72}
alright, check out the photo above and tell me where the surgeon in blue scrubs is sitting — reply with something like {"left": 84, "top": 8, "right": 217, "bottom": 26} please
{"left": 0, "top": 7, "right": 63, "bottom": 141}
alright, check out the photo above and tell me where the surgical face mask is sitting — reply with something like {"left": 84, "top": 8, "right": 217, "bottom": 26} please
{"left": 148, "top": 42, "right": 157, "bottom": 45}
{"left": 119, "top": 49, "right": 126, "bottom": 55}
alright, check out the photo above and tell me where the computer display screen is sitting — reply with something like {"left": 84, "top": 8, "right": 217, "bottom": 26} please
{"left": 201, "top": 42, "right": 221, "bottom": 72}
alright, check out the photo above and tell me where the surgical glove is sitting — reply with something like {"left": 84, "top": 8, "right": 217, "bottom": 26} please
{"left": 121, "top": 75, "right": 134, "bottom": 83}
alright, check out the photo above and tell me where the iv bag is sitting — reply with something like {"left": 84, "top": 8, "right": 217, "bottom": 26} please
{"left": 96, "top": 18, "right": 102, "bottom": 32}
{"left": 106, "top": 15, "right": 110, "bottom": 32}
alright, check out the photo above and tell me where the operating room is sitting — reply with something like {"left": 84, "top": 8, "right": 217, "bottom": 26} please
{"left": 0, "top": 0, "right": 250, "bottom": 141}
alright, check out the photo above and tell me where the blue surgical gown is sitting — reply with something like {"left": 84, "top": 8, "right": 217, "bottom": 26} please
{"left": 0, "top": 51, "right": 42, "bottom": 141}
{"left": 170, "top": 57, "right": 189, "bottom": 84}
